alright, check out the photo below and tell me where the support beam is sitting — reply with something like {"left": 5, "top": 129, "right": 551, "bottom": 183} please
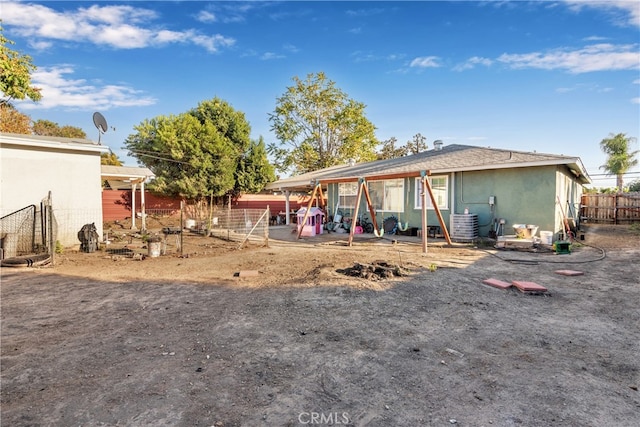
{"left": 422, "top": 171, "right": 452, "bottom": 246}
{"left": 421, "top": 175, "right": 428, "bottom": 253}
{"left": 140, "top": 179, "right": 147, "bottom": 232}
{"left": 347, "top": 179, "right": 365, "bottom": 246}
{"left": 284, "top": 190, "right": 291, "bottom": 225}
{"left": 131, "top": 182, "right": 137, "bottom": 230}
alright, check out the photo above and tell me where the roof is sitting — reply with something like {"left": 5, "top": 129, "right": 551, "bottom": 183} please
{"left": 266, "top": 144, "right": 591, "bottom": 191}
{"left": 0, "top": 132, "right": 108, "bottom": 154}
{"left": 101, "top": 165, "right": 154, "bottom": 189}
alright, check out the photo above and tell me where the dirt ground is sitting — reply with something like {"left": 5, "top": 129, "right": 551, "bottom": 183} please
{"left": 1, "top": 223, "right": 639, "bottom": 426}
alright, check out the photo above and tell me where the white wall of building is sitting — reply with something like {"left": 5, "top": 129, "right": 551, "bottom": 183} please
{"left": 1, "top": 134, "right": 107, "bottom": 248}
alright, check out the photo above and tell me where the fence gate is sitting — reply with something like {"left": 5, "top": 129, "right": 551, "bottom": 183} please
{"left": 0, "top": 193, "right": 57, "bottom": 265}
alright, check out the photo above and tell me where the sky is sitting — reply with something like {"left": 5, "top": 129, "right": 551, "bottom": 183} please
{"left": 3, "top": 0, "right": 640, "bottom": 188}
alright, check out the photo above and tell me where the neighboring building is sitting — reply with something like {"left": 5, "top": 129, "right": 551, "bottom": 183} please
{"left": 1, "top": 132, "right": 108, "bottom": 249}
{"left": 266, "top": 143, "right": 591, "bottom": 240}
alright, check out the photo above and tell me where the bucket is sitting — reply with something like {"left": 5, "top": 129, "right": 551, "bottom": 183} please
{"left": 185, "top": 219, "right": 196, "bottom": 229}
{"left": 147, "top": 237, "right": 162, "bottom": 258}
{"left": 540, "top": 231, "right": 553, "bottom": 245}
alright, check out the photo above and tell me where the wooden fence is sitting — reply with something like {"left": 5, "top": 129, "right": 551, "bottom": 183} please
{"left": 580, "top": 193, "right": 640, "bottom": 224}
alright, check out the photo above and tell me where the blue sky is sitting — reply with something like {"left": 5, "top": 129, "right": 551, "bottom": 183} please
{"left": 3, "top": 0, "right": 640, "bottom": 188}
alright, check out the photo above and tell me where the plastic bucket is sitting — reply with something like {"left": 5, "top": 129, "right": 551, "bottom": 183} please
{"left": 540, "top": 231, "right": 553, "bottom": 245}
{"left": 147, "top": 237, "right": 162, "bottom": 257}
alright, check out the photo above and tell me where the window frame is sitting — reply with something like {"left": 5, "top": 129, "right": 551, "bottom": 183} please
{"left": 367, "top": 178, "right": 405, "bottom": 213}
{"left": 414, "top": 175, "right": 449, "bottom": 210}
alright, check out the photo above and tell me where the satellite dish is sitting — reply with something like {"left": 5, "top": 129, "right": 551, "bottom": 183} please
{"left": 93, "top": 112, "right": 108, "bottom": 143}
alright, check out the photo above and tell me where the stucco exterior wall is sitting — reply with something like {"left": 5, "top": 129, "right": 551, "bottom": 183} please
{"left": 1, "top": 144, "right": 105, "bottom": 247}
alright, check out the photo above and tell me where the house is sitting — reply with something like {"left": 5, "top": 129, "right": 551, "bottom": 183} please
{"left": 266, "top": 143, "right": 591, "bottom": 241}
{"left": 1, "top": 132, "right": 108, "bottom": 251}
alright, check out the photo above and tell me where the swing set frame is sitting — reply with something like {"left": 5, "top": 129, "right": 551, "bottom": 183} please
{"left": 297, "top": 171, "right": 452, "bottom": 253}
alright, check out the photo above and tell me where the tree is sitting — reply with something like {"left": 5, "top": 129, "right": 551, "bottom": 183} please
{"left": 124, "top": 97, "right": 251, "bottom": 201}
{"left": 406, "top": 133, "right": 428, "bottom": 155}
{"left": 33, "top": 119, "right": 87, "bottom": 138}
{"left": 0, "top": 25, "right": 42, "bottom": 106}
{"left": 0, "top": 103, "right": 31, "bottom": 133}
{"left": 235, "top": 136, "right": 276, "bottom": 194}
{"left": 599, "top": 133, "right": 638, "bottom": 191}
{"left": 269, "top": 72, "right": 378, "bottom": 174}
{"left": 628, "top": 179, "right": 640, "bottom": 193}
{"left": 101, "top": 151, "right": 123, "bottom": 166}
{"left": 378, "top": 137, "right": 407, "bottom": 160}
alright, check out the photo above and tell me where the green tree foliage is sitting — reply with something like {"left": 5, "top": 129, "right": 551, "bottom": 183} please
{"left": 269, "top": 72, "right": 378, "bottom": 174}
{"left": 0, "top": 103, "right": 31, "bottom": 133}
{"left": 405, "top": 133, "right": 428, "bottom": 155}
{"left": 378, "top": 137, "right": 407, "bottom": 160}
{"left": 124, "top": 97, "right": 261, "bottom": 200}
{"left": 628, "top": 179, "right": 640, "bottom": 192}
{"left": 0, "top": 25, "right": 42, "bottom": 106}
{"left": 235, "top": 136, "right": 276, "bottom": 194}
{"left": 101, "top": 152, "right": 123, "bottom": 166}
{"left": 33, "top": 119, "right": 87, "bottom": 138}
{"left": 599, "top": 133, "right": 639, "bottom": 191}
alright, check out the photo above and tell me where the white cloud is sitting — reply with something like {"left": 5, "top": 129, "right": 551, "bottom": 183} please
{"left": 2, "top": 1, "right": 234, "bottom": 53}
{"left": 563, "top": 1, "right": 640, "bottom": 28}
{"left": 498, "top": 43, "right": 640, "bottom": 73}
{"left": 261, "top": 52, "right": 285, "bottom": 60}
{"left": 633, "top": 79, "right": 640, "bottom": 84}
{"left": 453, "top": 56, "right": 493, "bottom": 71}
{"left": 409, "top": 56, "right": 441, "bottom": 68}
{"left": 632, "top": 97, "right": 640, "bottom": 104}
{"left": 197, "top": 11, "right": 217, "bottom": 24}
{"left": 15, "top": 66, "right": 156, "bottom": 110}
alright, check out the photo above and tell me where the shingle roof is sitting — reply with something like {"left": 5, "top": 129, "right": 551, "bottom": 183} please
{"left": 266, "top": 144, "right": 590, "bottom": 191}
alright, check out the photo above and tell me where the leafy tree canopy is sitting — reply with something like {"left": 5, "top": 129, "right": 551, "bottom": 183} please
{"left": 378, "top": 133, "right": 429, "bottom": 159}
{"left": 235, "top": 136, "right": 276, "bottom": 194}
{"left": 0, "top": 25, "right": 42, "bottom": 106}
{"left": 0, "top": 103, "right": 31, "bottom": 133}
{"left": 124, "top": 97, "right": 272, "bottom": 200}
{"left": 599, "top": 133, "right": 638, "bottom": 191}
{"left": 33, "top": 119, "right": 87, "bottom": 138}
{"left": 101, "top": 152, "right": 123, "bottom": 166}
{"left": 268, "top": 72, "right": 378, "bottom": 175}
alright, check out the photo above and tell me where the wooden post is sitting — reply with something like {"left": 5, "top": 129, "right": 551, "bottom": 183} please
{"left": 423, "top": 171, "right": 452, "bottom": 245}
{"left": 180, "top": 200, "right": 184, "bottom": 256}
{"left": 421, "top": 173, "right": 428, "bottom": 253}
{"left": 361, "top": 182, "right": 379, "bottom": 232}
{"left": 348, "top": 179, "right": 365, "bottom": 246}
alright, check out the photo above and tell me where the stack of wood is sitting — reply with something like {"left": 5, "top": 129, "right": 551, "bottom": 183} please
{"left": 337, "top": 261, "right": 405, "bottom": 280}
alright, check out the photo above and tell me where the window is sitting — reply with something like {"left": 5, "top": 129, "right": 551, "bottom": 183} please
{"left": 415, "top": 176, "right": 448, "bottom": 209}
{"left": 338, "top": 182, "right": 358, "bottom": 208}
{"left": 368, "top": 179, "right": 404, "bottom": 212}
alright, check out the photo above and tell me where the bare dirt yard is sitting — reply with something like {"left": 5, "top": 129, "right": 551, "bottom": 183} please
{"left": 1, "top": 223, "right": 639, "bottom": 426}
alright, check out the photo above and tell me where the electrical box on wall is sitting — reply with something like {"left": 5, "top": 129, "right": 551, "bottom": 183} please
{"left": 489, "top": 196, "right": 495, "bottom": 206}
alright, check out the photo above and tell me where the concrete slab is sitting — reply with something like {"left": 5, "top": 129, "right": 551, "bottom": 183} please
{"left": 482, "top": 278, "right": 513, "bottom": 289}
{"left": 555, "top": 269, "right": 584, "bottom": 276}
{"left": 512, "top": 280, "right": 548, "bottom": 293}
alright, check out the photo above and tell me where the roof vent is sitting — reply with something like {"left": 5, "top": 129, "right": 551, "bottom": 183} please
{"left": 433, "top": 140, "right": 443, "bottom": 150}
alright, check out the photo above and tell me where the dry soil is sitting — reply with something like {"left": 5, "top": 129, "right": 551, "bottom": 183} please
{"left": 1, "top": 224, "right": 639, "bottom": 426}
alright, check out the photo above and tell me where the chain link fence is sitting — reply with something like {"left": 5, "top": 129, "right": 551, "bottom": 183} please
{"left": 207, "top": 207, "right": 270, "bottom": 248}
